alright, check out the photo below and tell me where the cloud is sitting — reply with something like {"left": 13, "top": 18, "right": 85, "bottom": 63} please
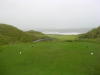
{"left": 0, "top": 0, "right": 100, "bottom": 30}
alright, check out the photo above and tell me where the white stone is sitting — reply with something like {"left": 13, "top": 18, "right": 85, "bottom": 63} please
{"left": 90, "top": 52, "right": 94, "bottom": 55}
{"left": 19, "top": 51, "right": 22, "bottom": 55}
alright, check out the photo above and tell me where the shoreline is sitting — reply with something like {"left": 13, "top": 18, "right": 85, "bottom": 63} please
{"left": 42, "top": 32, "right": 81, "bottom": 35}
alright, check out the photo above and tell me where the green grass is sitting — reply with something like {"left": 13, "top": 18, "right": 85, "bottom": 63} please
{"left": 47, "top": 34, "right": 78, "bottom": 41}
{"left": 0, "top": 41, "right": 100, "bottom": 75}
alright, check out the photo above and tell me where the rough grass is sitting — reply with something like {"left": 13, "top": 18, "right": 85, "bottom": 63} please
{"left": 0, "top": 41, "right": 100, "bottom": 75}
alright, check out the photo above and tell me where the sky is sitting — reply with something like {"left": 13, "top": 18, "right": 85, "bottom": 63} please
{"left": 0, "top": 0, "right": 100, "bottom": 32}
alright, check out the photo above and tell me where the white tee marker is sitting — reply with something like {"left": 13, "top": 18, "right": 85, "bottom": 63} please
{"left": 90, "top": 52, "right": 94, "bottom": 55}
{"left": 90, "top": 50, "right": 94, "bottom": 55}
{"left": 19, "top": 51, "right": 22, "bottom": 55}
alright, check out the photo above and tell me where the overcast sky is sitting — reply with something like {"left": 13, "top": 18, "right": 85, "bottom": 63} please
{"left": 0, "top": 0, "right": 100, "bottom": 31}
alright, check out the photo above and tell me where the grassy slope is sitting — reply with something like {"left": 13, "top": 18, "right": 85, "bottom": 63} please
{"left": 77, "top": 26, "right": 100, "bottom": 44}
{"left": 0, "top": 42, "right": 100, "bottom": 75}
{"left": 79, "top": 26, "right": 100, "bottom": 39}
{"left": 0, "top": 24, "right": 36, "bottom": 44}
{"left": 0, "top": 24, "right": 48, "bottom": 45}
{"left": 47, "top": 34, "right": 78, "bottom": 41}
{"left": 25, "top": 30, "right": 49, "bottom": 39}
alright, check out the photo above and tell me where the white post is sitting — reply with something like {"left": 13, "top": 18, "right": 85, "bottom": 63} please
{"left": 90, "top": 50, "right": 94, "bottom": 55}
{"left": 19, "top": 51, "right": 22, "bottom": 55}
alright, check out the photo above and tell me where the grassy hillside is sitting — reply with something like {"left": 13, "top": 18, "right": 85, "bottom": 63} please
{"left": 25, "top": 30, "right": 49, "bottom": 39}
{"left": 78, "top": 26, "right": 100, "bottom": 43}
{"left": 0, "top": 42, "right": 100, "bottom": 75}
{"left": 79, "top": 26, "right": 100, "bottom": 39}
{"left": 0, "top": 24, "right": 47, "bottom": 45}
